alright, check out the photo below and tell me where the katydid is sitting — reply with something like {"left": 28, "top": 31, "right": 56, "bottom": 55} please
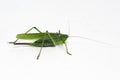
{"left": 9, "top": 27, "right": 112, "bottom": 60}
{"left": 9, "top": 27, "right": 71, "bottom": 59}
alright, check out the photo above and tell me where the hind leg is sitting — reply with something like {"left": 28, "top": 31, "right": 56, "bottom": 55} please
{"left": 13, "top": 27, "right": 42, "bottom": 44}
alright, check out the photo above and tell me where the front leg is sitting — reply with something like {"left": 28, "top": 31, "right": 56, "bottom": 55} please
{"left": 58, "top": 31, "right": 71, "bottom": 55}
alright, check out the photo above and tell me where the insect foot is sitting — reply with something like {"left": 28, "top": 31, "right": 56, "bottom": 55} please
{"left": 9, "top": 42, "right": 15, "bottom": 44}
{"left": 67, "top": 51, "right": 72, "bottom": 55}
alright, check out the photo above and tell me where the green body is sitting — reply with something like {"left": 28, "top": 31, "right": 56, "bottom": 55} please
{"left": 10, "top": 27, "right": 71, "bottom": 59}
{"left": 16, "top": 33, "right": 68, "bottom": 47}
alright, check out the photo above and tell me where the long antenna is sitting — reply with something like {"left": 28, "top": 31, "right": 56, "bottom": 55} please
{"left": 69, "top": 36, "right": 113, "bottom": 46}
{"left": 66, "top": 19, "right": 113, "bottom": 46}
{"left": 68, "top": 21, "right": 70, "bottom": 35}
{"left": 67, "top": 19, "right": 70, "bottom": 35}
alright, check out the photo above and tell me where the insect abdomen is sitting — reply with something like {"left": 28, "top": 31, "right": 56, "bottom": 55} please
{"left": 30, "top": 39, "right": 55, "bottom": 47}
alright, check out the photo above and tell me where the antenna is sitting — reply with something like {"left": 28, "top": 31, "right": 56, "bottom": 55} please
{"left": 69, "top": 36, "right": 113, "bottom": 46}
{"left": 67, "top": 19, "right": 70, "bottom": 35}
{"left": 66, "top": 19, "right": 113, "bottom": 46}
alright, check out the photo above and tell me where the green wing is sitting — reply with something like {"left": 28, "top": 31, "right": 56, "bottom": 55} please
{"left": 16, "top": 33, "right": 45, "bottom": 40}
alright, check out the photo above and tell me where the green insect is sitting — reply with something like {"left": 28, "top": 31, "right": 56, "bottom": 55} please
{"left": 9, "top": 27, "right": 71, "bottom": 59}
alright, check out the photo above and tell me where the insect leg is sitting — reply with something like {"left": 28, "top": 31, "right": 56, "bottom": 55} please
{"left": 64, "top": 42, "right": 71, "bottom": 55}
{"left": 36, "top": 35, "right": 45, "bottom": 60}
{"left": 58, "top": 31, "right": 71, "bottom": 55}
{"left": 46, "top": 31, "right": 56, "bottom": 46}
{"left": 25, "top": 27, "right": 42, "bottom": 33}
{"left": 13, "top": 27, "right": 42, "bottom": 44}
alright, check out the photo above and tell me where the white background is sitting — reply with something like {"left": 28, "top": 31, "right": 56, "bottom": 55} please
{"left": 0, "top": 0, "right": 120, "bottom": 80}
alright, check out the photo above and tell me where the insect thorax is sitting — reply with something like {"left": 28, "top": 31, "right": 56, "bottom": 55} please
{"left": 30, "top": 33, "right": 68, "bottom": 47}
